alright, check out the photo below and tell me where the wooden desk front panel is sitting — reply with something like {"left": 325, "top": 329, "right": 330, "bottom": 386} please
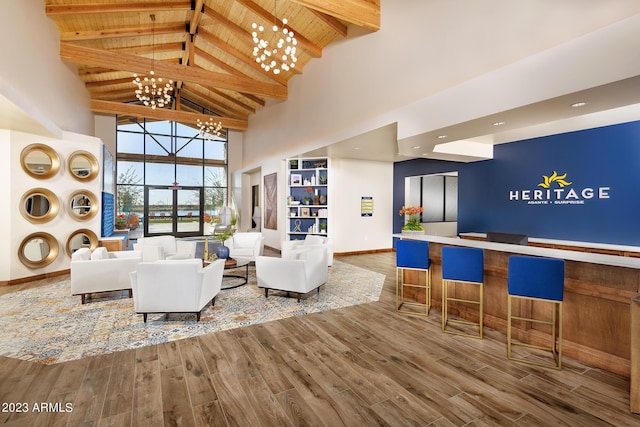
{"left": 403, "top": 242, "right": 639, "bottom": 377}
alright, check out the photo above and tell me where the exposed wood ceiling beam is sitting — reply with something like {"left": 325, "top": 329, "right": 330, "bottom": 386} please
{"left": 60, "top": 24, "right": 186, "bottom": 42}
{"left": 235, "top": 0, "right": 323, "bottom": 58}
{"left": 114, "top": 42, "right": 184, "bottom": 56}
{"left": 307, "top": 9, "right": 348, "bottom": 37}
{"left": 192, "top": 47, "right": 265, "bottom": 107}
{"left": 91, "top": 99, "right": 248, "bottom": 131}
{"left": 60, "top": 42, "right": 288, "bottom": 99}
{"left": 289, "top": 0, "right": 380, "bottom": 31}
{"left": 183, "top": 82, "right": 255, "bottom": 116}
{"left": 46, "top": 1, "right": 191, "bottom": 16}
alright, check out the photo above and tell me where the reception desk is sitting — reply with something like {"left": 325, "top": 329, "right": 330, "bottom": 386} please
{"left": 393, "top": 233, "right": 640, "bottom": 383}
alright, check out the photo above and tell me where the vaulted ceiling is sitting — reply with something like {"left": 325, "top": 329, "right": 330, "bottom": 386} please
{"left": 45, "top": 0, "right": 380, "bottom": 133}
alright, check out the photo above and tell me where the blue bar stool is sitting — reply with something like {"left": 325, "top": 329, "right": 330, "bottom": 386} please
{"left": 507, "top": 255, "right": 565, "bottom": 369}
{"left": 396, "top": 239, "right": 431, "bottom": 316}
{"left": 441, "top": 246, "right": 484, "bottom": 338}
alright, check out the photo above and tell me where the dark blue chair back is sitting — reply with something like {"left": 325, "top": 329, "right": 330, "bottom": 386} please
{"left": 442, "top": 246, "right": 484, "bottom": 283}
{"left": 396, "top": 239, "right": 430, "bottom": 269}
{"left": 508, "top": 255, "right": 565, "bottom": 301}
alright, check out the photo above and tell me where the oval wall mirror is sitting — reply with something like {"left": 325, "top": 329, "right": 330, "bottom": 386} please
{"left": 65, "top": 229, "right": 98, "bottom": 257}
{"left": 68, "top": 190, "right": 99, "bottom": 221}
{"left": 19, "top": 188, "right": 60, "bottom": 224}
{"left": 20, "top": 144, "right": 61, "bottom": 179}
{"left": 68, "top": 150, "right": 99, "bottom": 182}
{"left": 18, "top": 232, "right": 59, "bottom": 269}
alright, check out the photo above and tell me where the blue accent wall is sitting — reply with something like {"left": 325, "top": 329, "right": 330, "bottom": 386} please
{"left": 394, "top": 120, "right": 640, "bottom": 245}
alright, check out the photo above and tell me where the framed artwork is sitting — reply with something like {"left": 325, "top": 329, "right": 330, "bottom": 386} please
{"left": 264, "top": 172, "right": 277, "bottom": 230}
{"left": 290, "top": 173, "right": 302, "bottom": 186}
{"left": 300, "top": 207, "right": 310, "bottom": 217}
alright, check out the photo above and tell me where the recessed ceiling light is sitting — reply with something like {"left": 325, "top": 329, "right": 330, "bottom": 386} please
{"left": 413, "top": 146, "right": 421, "bottom": 149}
{"left": 437, "top": 135, "right": 447, "bottom": 139}
{"left": 571, "top": 102, "right": 587, "bottom": 108}
{"left": 353, "top": 147, "right": 361, "bottom": 150}
{"left": 493, "top": 121, "right": 505, "bottom": 126}
{"left": 422, "top": 153, "right": 429, "bottom": 156}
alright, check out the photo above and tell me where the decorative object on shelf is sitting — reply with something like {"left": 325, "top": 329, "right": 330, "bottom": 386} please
{"left": 301, "top": 207, "right": 310, "bottom": 217}
{"left": 132, "top": 14, "right": 173, "bottom": 109}
{"left": 319, "top": 175, "right": 327, "bottom": 185}
{"left": 319, "top": 195, "right": 327, "bottom": 205}
{"left": 293, "top": 219, "right": 302, "bottom": 232}
{"left": 197, "top": 116, "right": 223, "bottom": 141}
{"left": 399, "top": 205, "right": 425, "bottom": 232}
{"left": 290, "top": 174, "right": 301, "bottom": 185}
{"left": 251, "top": 0, "right": 298, "bottom": 75}
{"left": 320, "top": 222, "right": 327, "bottom": 233}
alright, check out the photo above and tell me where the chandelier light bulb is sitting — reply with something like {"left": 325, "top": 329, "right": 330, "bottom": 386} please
{"left": 251, "top": 16, "right": 298, "bottom": 74}
{"left": 196, "top": 117, "right": 224, "bottom": 141}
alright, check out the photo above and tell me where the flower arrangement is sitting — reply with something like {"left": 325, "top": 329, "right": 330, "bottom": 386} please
{"left": 114, "top": 213, "right": 127, "bottom": 230}
{"left": 399, "top": 205, "right": 424, "bottom": 231}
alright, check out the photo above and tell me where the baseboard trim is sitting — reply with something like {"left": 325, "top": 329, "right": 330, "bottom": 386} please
{"left": 335, "top": 248, "right": 394, "bottom": 256}
{"left": 0, "top": 269, "right": 70, "bottom": 287}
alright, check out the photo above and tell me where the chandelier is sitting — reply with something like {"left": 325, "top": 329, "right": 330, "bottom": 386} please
{"left": 132, "top": 14, "right": 173, "bottom": 109}
{"left": 251, "top": 2, "right": 298, "bottom": 74}
{"left": 197, "top": 117, "right": 223, "bottom": 141}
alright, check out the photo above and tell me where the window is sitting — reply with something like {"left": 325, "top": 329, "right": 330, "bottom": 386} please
{"left": 406, "top": 173, "right": 458, "bottom": 222}
{"left": 115, "top": 117, "right": 228, "bottom": 220}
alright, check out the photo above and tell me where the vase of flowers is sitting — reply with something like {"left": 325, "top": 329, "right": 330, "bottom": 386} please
{"left": 399, "top": 205, "right": 425, "bottom": 235}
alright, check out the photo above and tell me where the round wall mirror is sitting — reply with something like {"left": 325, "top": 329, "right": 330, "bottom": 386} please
{"left": 66, "top": 229, "right": 98, "bottom": 256}
{"left": 18, "top": 232, "right": 59, "bottom": 269}
{"left": 20, "top": 144, "right": 61, "bottom": 179}
{"left": 68, "top": 150, "right": 99, "bottom": 182}
{"left": 68, "top": 190, "right": 99, "bottom": 221}
{"left": 19, "top": 188, "right": 60, "bottom": 224}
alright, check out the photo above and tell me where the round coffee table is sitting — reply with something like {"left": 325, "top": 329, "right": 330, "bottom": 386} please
{"left": 221, "top": 258, "right": 250, "bottom": 289}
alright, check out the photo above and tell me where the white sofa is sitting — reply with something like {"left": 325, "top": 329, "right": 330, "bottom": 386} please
{"left": 255, "top": 247, "right": 329, "bottom": 302}
{"left": 133, "top": 235, "right": 197, "bottom": 262}
{"left": 224, "top": 232, "right": 264, "bottom": 262}
{"left": 70, "top": 247, "right": 143, "bottom": 304}
{"left": 130, "top": 258, "right": 225, "bottom": 322}
{"left": 281, "top": 235, "right": 334, "bottom": 267}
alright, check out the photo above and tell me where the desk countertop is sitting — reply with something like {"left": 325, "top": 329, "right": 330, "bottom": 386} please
{"left": 393, "top": 233, "right": 640, "bottom": 270}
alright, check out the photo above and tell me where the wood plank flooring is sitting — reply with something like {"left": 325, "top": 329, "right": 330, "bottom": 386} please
{"left": 1, "top": 250, "right": 639, "bottom": 426}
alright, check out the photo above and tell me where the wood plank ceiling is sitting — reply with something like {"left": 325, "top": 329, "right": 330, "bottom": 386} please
{"left": 45, "top": 0, "right": 380, "bottom": 133}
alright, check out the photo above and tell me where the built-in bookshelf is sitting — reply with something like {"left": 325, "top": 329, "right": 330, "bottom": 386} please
{"left": 286, "top": 157, "right": 329, "bottom": 240}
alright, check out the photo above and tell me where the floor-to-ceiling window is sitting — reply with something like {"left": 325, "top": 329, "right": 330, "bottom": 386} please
{"left": 116, "top": 117, "right": 227, "bottom": 237}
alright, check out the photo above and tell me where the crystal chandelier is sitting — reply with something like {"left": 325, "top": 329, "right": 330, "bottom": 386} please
{"left": 251, "top": 2, "right": 298, "bottom": 74}
{"left": 197, "top": 117, "right": 223, "bottom": 141}
{"left": 132, "top": 14, "right": 173, "bottom": 109}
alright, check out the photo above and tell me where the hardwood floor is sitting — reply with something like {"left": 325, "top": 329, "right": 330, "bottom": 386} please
{"left": 1, "top": 251, "right": 639, "bottom": 426}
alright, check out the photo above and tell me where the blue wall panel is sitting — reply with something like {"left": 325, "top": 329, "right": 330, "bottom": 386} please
{"left": 394, "top": 120, "right": 640, "bottom": 245}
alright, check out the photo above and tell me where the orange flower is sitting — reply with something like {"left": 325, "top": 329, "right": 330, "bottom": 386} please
{"left": 307, "top": 187, "right": 313, "bottom": 193}
{"left": 398, "top": 205, "right": 423, "bottom": 216}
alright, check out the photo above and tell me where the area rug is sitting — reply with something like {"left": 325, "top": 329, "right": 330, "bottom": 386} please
{"left": 0, "top": 260, "right": 384, "bottom": 365}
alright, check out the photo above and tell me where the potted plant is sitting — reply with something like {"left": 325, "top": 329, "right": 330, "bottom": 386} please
{"left": 114, "top": 213, "right": 127, "bottom": 230}
{"left": 399, "top": 205, "right": 425, "bottom": 235}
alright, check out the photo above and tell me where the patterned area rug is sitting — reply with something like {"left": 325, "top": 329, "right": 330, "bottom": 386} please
{"left": 0, "top": 261, "right": 384, "bottom": 365}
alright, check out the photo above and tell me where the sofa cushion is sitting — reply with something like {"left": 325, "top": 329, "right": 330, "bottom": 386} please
{"left": 233, "top": 233, "right": 259, "bottom": 248}
{"left": 72, "top": 247, "right": 92, "bottom": 261}
{"left": 304, "top": 235, "right": 324, "bottom": 245}
{"left": 91, "top": 247, "right": 110, "bottom": 260}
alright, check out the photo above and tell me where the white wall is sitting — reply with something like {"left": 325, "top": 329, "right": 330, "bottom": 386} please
{"left": 0, "top": 131, "right": 11, "bottom": 279}
{"left": 331, "top": 159, "right": 393, "bottom": 252}
{"left": 0, "top": 0, "right": 93, "bottom": 136}
{"left": 4, "top": 131, "right": 103, "bottom": 281}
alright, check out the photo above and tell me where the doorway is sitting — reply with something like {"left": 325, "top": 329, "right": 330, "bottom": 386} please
{"left": 144, "top": 185, "right": 204, "bottom": 237}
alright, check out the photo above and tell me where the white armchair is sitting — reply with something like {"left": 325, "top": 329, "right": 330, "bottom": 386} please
{"left": 281, "top": 235, "right": 334, "bottom": 267}
{"left": 70, "top": 247, "right": 142, "bottom": 304}
{"left": 133, "top": 235, "right": 197, "bottom": 262}
{"left": 130, "top": 258, "right": 225, "bottom": 322}
{"left": 255, "top": 247, "right": 328, "bottom": 302}
{"left": 224, "top": 232, "right": 264, "bottom": 262}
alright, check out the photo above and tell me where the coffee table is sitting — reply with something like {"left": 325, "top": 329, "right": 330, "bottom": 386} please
{"left": 221, "top": 258, "right": 250, "bottom": 289}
